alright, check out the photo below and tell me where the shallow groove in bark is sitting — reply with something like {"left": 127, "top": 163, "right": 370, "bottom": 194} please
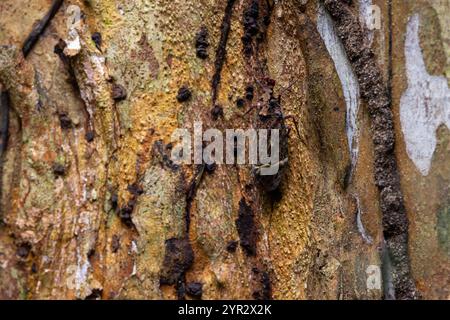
{"left": 236, "top": 198, "right": 257, "bottom": 256}
{"left": 211, "top": 0, "right": 236, "bottom": 104}
{"left": 323, "top": 0, "right": 417, "bottom": 300}
{"left": 235, "top": 0, "right": 276, "bottom": 300}
{"left": 185, "top": 165, "right": 205, "bottom": 234}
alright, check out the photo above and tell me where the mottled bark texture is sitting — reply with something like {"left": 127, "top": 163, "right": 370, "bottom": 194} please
{"left": 0, "top": 0, "right": 448, "bottom": 300}
{"left": 323, "top": 0, "right": 417, "bottom": 300}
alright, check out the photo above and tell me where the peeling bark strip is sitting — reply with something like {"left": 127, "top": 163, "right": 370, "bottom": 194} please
{"left": 322, "top": 0, "right": 417, "bottom": 299}
{"left": 211, "top": 0, "right": 236, "bottom": 103}
{"left": 22, "top": 0, "right": 64, "bottom": 57}
{"left": 64, "top": 24, "right": 119, "bottom": 151}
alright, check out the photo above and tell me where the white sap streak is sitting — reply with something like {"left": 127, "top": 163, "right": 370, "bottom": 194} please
{"left": 359, "top": 0, "right": 374, "bottom": 44}
{"left": 354, "top": 195, "right": 373, "bottom": 245}
{"left": 400, "top": 14, "right": 450, "bottom": 176}
{"left": 317, "top": 5, "right": 361, "bottom": 171}
{"left": 75, "top": 251, "right": 90, "bottom": 291}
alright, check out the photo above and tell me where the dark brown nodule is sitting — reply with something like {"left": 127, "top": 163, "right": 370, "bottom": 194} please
{"left": 85, "top": 289, "right": 103, "bottom": 300}
{"left": 112, "top": 84, "right": 127, "bottom": 101}
{"left": 186, "top": 282, "right": 203, "bottom": 298}
{"left": 236, "top": 97, "right": 245, "bottom": 108}
{"left": 85, "top": 130, "right": 95, "bottom": 143}
{"left": 110, "top": 192, "right": 118, "bottom": 210}
{"left": 176, "top": 86, "right": 192, "bottom": 103}
{"left": 245, "top": 85, "right": 254, "bottom": 101}
{"left": 235, "top": 199, "right": 257, "bottom": 256}
{"left": 52, "top": 163, "right": 66, "bottom": 177}
{"left": 87, "top": 249, "right": 96, "bottom": 261}
{"left": 195, "top": 27, "right": 209, "bottom": 59}
{"left": 226, "top": 240, "right": 238, "bottom": 253}
{"left": 119, "top": 200, "right": 136, "bottom": 228}
{"left": 59, "top": 112, "right": 73, "bottom": 129}
{"left": 211, "top": 105, "right": 224, "bottom": 121}
{"left": 16, "top": 243, "right": 31, "bottom": 259}
{"left": 159, "top": 238, "right": 194, "bottom": 286}
{"left": 127, "top": 183, "right": 144, "bottom": 196}
{"left": 91, "top": 32, "right": 102, "bottom": 50}
{"left": 54, "top": 39, "right": 68, "bottom": 63}
{"left": 111, "top": 235, "right": 120, "bottom": 253}
{"left": 205, "top": 163, "right": 217, "bottom": 174}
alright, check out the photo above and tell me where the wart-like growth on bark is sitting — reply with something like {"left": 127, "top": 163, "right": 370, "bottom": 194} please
{"left": 159, "top": 238, "right": 194, "bottom": 286}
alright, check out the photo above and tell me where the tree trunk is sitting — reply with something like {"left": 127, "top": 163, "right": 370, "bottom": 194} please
{"left": 0, "top": 0, "right": 448, "bottom": 300}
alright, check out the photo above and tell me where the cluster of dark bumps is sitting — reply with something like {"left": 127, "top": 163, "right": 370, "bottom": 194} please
{"left": 242, "top": 0, "right": 259, "bottom": 56}
{"left": 59, "top": 112, "right": 73, "bottom": 129}
{"left": 112, "top": 83, "right": 127, "bottom": 101}
{"left": 177, "top": 86, "right": 192, "bottom": 102}
{"left": 235, "top": 199, "right": 257, "bottom": 256}
{"left": 195, "top": 27, "right": 209, "bottom": 59}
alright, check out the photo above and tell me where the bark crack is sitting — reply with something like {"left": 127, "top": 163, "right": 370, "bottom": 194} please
{"left": 211, "top": 0, "right": 237, "bottom": 104}
{"left": 22, "top": 0, "right": 64, "bottom": 58}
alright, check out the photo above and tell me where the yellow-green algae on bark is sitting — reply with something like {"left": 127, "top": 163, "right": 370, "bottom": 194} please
{"left": 0, "top": 0, "right": 448, "bottom": 299}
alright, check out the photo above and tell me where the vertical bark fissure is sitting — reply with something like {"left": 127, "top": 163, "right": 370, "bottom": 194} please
{"left": 234, "top": 0, "right": 276, "bottom": 300}
{"left": 322, "top": 0, "right": 417, "bottom": 299}
{"left": 211, "top": 0, "right": 237, "bottom": 104}
{"left": 184, "top": 165, "right": 205, "bottom": 235}
{"left": 22, "top": 0, "right": 64, "bottom": 58}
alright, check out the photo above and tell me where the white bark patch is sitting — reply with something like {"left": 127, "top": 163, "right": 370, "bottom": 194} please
{"left": 359, "top": 0, "right": 374, "bottom": 44}
{"left": 317, "top": 5, "right": 361, "bottom": 171}
{"left": 64, "top": 29, "right": 81, "bottom": 57}
{"left": 75, "top": 252, "right": 90, "bottom": 291}
{"left": 400, "top": 14, "right": 450, "bottom": 176}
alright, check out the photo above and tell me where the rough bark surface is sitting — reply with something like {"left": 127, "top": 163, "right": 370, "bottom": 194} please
{"left": 0, "top": 0, "right": 448, "bottom": 300}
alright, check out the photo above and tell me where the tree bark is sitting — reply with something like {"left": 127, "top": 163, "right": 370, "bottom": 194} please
{"left": 0, "top": 0, "right": 448, "bottom": 300}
